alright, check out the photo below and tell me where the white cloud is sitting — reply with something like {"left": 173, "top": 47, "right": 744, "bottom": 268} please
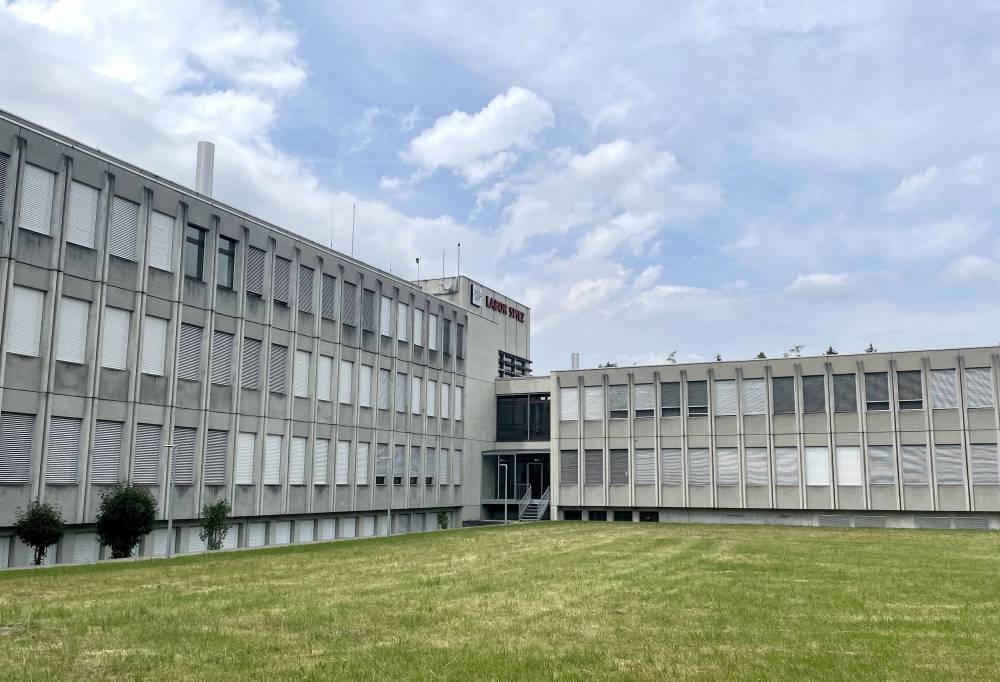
{"left": 784, "top": 273, "right": 854, "bottom": 298}
{"left": 885, "top": 165, "right": 941, "bottom": 212}
{"left": 942, "top": 254, "right": 1000, "bottom": 285}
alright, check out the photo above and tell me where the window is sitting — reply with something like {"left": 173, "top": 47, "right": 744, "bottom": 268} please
{"left": 584, "top": 386, "right": 603, "bottom": 420}
{"left": 498, "top": 350, "right": 531, "bottom": 377}
{"left": 745, "top": 448, "right": 769, "bottom": 485}
{"left": 496, "top": 394, "right": 549, "bottom": 441}
{"left": 298, "top": 265, "right": 314, "bottom": 313}
{"left": 438, "top": 449, "right": 449, "bottom": 485}
{"left": 560, "top": 450, "right": 579, "bottom": 482}
{"left": 971, "top": 444, "right": 1000, "bottom": 486}
{"left": 245, "top": 247, "right": 266, "bottom": 297}
{"left": 634, "top": 384, "right": 655, "bottom": 418}
{"left": 717, "top": 448, "right": 739, "bottom": 485}
{"left": 132, "top": 423, "right": 161, "bottom": 485}
{"left": 835, "top": 447, "right": 863, "bottom": 486}
{"left": 356, "top": 442, "right": 370, "bottom": 484}
{"left": 183, "top": 224, "right": 207, "bottom": 279}
{"left": 321, "top": 274, "right": 337, "bottom": 320}
{"left": 45, "top": 416, "right": 82, "bottom": 485}
{"left": 455, "top": 386, "right": 464, "bottom": 421}
{"left": 361, "top": 289, "right": 376, "bottom": 331}
{"left": 377, "top": 369, "right": 391, "bottom": 410}
{"left": 608, "top": 384, "right": 628, "bottom": 419}
{"left": 772, "top": 377, "right": 795, "bottom": 415}
{"left": 559, "top": 387, "right": 579, "bottom": 420}
{"left": 394, "top": 445, "right": 405, "bottom": 485}
{"left": 456, "top": 323, "right": 465, "bottom": 359}
{"left": 864, "top": 372, "right": 890, "bottom": 411}
{"left": 204, "top": 430, "right": 228, "bottom": 486}
{"left": 410, "top": 446, "right": 421, "bottom": 485}
{"left": 235, "top": 432, "right": 255, "bottom": 485}
{"left": 397, "top": 302, "right": 409, "bottom": 342}
{"left": 801, "top": 375, "right": 825, "bottom": 413}
{"left": 289, "top": 437, "right": 307, "bottom": 485}
{"left": 375, "top": 444, "right": 388, "bottom": 485}
{"left": 901, "top": 444, "right": 928, "bottom": 485}
{"left": 867, "top": 446, "right": 895, "bottom": 485}
{"left": 930, "top": 369, "right": 957, "bottom": 409}
{"left": 5, "top": 286, "right": 44, "bottom": 357}
{"left": 742, "top": 379, "right": 766, "bottom": 415}
{"left": 109, "top": 197, "right": 139, "bottom": 260}
{"left": 65, "top": 181, "right": 99, "bottom": 248}
{"left": 177, "top": 324, "right": 203, "bottom": 381}
{"left": 395, "top": 373, "right": 407, "bottom": 412}
{"left": 805, "top": 447, "right": 830, "bottom": 486}
{"left": 336, "top": 441, "right": 350, "bottom": 485}
{"left": 896, "top": 370, "right": 923, "bottom": 410}
{"left": 443, "top": 318, "right": 452, "bottom": 355}
{"left": 428, "top": 313, "right": 439, "bottom": 350}
{"left": 339, "top": 360, "right": 353, "bottom": 404}
{"left": 148, "top": 211, "right": 175, "bottom": 272}
{"left": 0, "top": 412, "right": 34, "bottom": 484}
{"left": 317, "top": 355, "right": 333, "bottom": 401}
{"left": 217, "top": 236, "right": 236, "bottom": 289}
{"left": 211, "top": 331, "right": 234, "bottom": 385}
{"left": 413, "top": 308, "right": 424, "bottom": 346}
{"left": 934, "top": 444, "right": 964, "bottom": 485}
{"left": 273, "top": 256, "right": 291, "bottom": 304}
{"left": 0, "top": 153, "right": 6, "bottom": 217}
{"left": 313, "top": 439, "right": 329, "bottom": 485}
{"left": 966, "top": 368, "right": 994, "bottom": 408}
{"left": 426, "top": 379, "right": 437, "bottom": 417}
{"left": 380, "top": 295, "right": 393, "bottom": 336}
{"left": 452, "top": 450, "right": 463, "bottom": 485}
{"left": 342, "top": 282, "right": 358, "bottom": 326}
{"left": 688, "top": 448, "right": 710, "bottom": 485}
{"left": 359, "top": 365, "right": 373, "bottom": 407}
{"left": 19, "top": 163, "right": 55, "bottom": 235}
{"left": 441, "top": 383, "right": 451, "bottom": 418}
{"left": 293, "top": 350, "right": 311, "bottom": 397}
{"left": 775, "top": 447, "right": 799, "bottom": 486}
{"left": 634, "top": 449, "right": 655, "bottom": 485}
{"left": 833, "top": 374, "right": 857, "bottom": 412}
{"left": 714, "top": 380, "right": 737, "bottom": 416}
{"left": 171, "top": 426, "right": 196, "bottom": 486}
{"left": 584, "top": 449, "right": 603, "bottom": 485}
{"left": 55, "top": 297, "right": 89, "bottom": 364}
{"left": 263, "top": 435, "right": 282, "bottom": 485}
{"left": 424, "top": 448, "right": 435, "bottom": 485}
{"left": 687, "top": 381, "right": 708, "bottom": 416}
{"left": 91, "top": 420, "right": 123, "bottom": 484}
{"left": 662, "top": 449, "right": 682, "bottom": 484}
{"left": 101, "top": 307, "right": 130, "bottom": 370}
{"left": 140, "top": 316, "right": 168, "bottom": 376}
{"left": 268, "top": 344, "right": 288, "bottom": 394}
{"left": 241, "top": 338, "right": 263, "bottom": 390}
{"left": 411, "top": 376, "right": 422, "bottom": 415}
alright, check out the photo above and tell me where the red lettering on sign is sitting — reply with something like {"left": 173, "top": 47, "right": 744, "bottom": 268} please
{"left": 485, "top": 296, "right": 524, "bottom": 323}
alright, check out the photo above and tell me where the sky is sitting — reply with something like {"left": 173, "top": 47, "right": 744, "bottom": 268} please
{"left": 1, "top": 0, "right": 998, "bottom": 373}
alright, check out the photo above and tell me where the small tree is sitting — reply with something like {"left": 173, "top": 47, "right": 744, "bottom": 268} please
{"left": 755, "top": 352, "right": 767, "bottom": 359}
{"left": 783, "top": 344, "right": 805, "bottom": 358}
{"left": 824, "top": 346, "right": 839, "bottom": 355}
{"left": 598, "top": 361, "right": 618, "bottom": 368}
{"left": 199, "top": 500, "right": 232, "bottom": 551}
{"left": 14, "top": 501, "right": 65, "bottom": 566}
{"left": 715, "top": 353, "right": 722, "bottom": 362}
{"left": 666, "top": 351, "right": 677, "bottom": 364}
{"left": 96, "top": 483, "right": 158, "bottom": 559}
{"left": 437, "top": 510, "right": 449, "bottom": 530}
{"left": 865, "top": 343, "right": 877, "bottom": 353}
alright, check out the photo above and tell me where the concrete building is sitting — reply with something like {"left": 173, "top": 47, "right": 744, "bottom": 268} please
{"left": 1, "top": 110, "right": 999, "bottom": 567}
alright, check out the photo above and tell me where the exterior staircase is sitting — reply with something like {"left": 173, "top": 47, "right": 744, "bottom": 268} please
{"left": 518, "top": 486, "right": 551, "bottom": 522}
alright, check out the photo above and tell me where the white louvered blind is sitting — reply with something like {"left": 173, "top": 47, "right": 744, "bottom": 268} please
{"left": 108, "top": 196, "right": 139, "bottom": 260}
{"left": 241, "top": 337, "right": 262, "bottom": 389}
{"left": 269, "top": 344, "right": 288, "bottom": 394}
{"left": 439, "top": 449, "right": 449, "bottom": 485}
{"left": 634, "top": 384, "right": 655, "bottom": 417}
{"left": 584, "top": 386, "right": 603, "bottom": 420}
{"left": 562, "top": 450, "right": 582, "bottom": 484}
{"left": 338, "top": 359, "right": 353, "bottom": 404}
{"left": 204, "top": 430, "right": 227, "bottom": 486}
{"left": 211, "top": 331, "right": 234, "bottom": 385}
{"left": 263, "top": 435, "right": 282, "bottom": 485}
{"left": 424, "top": 447, "right": 435, "bottom": 484}
{"left": 441, "top": 384, "right": 451, "bottom": 418}
{"left": 293, "top": 350, "right": 311, "bottom": 397}
{"left": 426, "top": 379, "right": 436, "bottom": 417}
{"left": 359, "top": 365, "right": 373, "bottom": 408}
{"left": 319, "top": 518, "right": 335, "bottom": 540}
{"left": 313, "top": 439, "right": 329, "bottom": 485}
{"left": 361, "top": 289, "right": 375, "bottom": 331}
{"left": 91, "top": 420, "right": 123, "bottom": 484}
{"left": 377, "top": 369, "right": 391, "bottom": 410}
{"left": 235, "top": 432, "right": 255, "bottom": 485}
{"left": 380, "top": 295, "right": 393, "bottom": 336}
{"left": 356, "top": 442, "right": 370, "bottom": 484}
{"left": 934, "top": 444, "right": 965, "bottom": 485}
{"left": 73, "top": 533, "right": 100, "bottom": 564}
{"left": 273, "top": 256, "right": 291, "bottom": 303}
{"left": 394, "top": 445, "right": 405, "bottom": 482}
{"left": 177, "top": 324, "right": 202, "bottom": 380}
{"left": 65, "top": 180, "right": 98, "bottom": 247}
{"left": 397, "top": 302, "right": 409, "bottom": 341}
{"left": 395, "top": 372, "right": 407, "bottom": 412}
{"left": 342, "top": 517, "right": 357, "bottom": 538}
{"left": 413, "top": 308, "right": 424, "bottom": 346}
{"left": 688, "top": 448, "right": 710, "bottom": 485}
{"left": 45, "top": 416, "right": 81, "bottom": 484}
{"left": 289, "top": 437, "right": 306, "bottom": 485}
{"left": 411, "top": 376, "right": 421, "bottom": 415}
{"left": 0, "top": 152, "right": 8, "bottom": 218}
{"left": 559, "top": 386, "right": 580, "bottom": 421}
{"left": 452, "top": 450, "right": 462, "bottom": 484}
{"left": 245, "top": 246, "right": 266, "bottom": 296}
{"left": 0, "top": 413, "right": 34, "bottom": 484}
{"left": 55, "top": 297, "right": 89, "bottom": 364}
{"left": 714, "top": 381, "right": 738, "bottom": 416}
{"left": 172, "top": 426, "right": 196, "bottom": 486}
{"left": 455, "top": 386, "right": 463, "bottom": 421}
{"left": 745, "top": 448, "right": 769, "bottom": 485}
{"left": 900, "top": 444, "right": 928, "bottom": 485}
{"left": 6, "top": 286, "right": 44, "bottom": 357}
{"left": 141, "top": 316, "right": 168, "bottom": 376}
{"left": 101, "top": 306, "right": 130, "bottom": 370}
{"left": 321, "top": 274, "right": 336, "bottom": 319}
{"left": 775, "top": 447, "right": 799, "bottom": 486}
{"left": 634, "top": 449, "right": 655, "bottom": 485}
{"left": 335, "top": 440, "right": 350, "bottom": 485}
{"left": 342, "top": 282, "right": 357, "bottom": 326}
{"left": 132, "top": 423, "right": 161, "bottom": 485}
{"left": 298, "top": 265, "right": 314, "bottom": 313}
{"left": 661, "top": 449, "right": 682, "bottom": 484}
{"left": 742, "top": 379, "right": 766, "bottom": 415}
{"left": 274, "top": 521, "right": 291, "bottom": 545}
{"left": 716, "top": 448, "right": 739, "bottom": 485}
{"left": 608, "top": 384, "right": 629, "bottom": 416}
{"left": 966, "top": 368, "right": 994, "bottom": 408}
{"left": 317, "top": 355, "right": 333, "bottom": 401}
{"left": 584, "top": 449, "right": 603, "bottom": 485}
{"left": 148, "top": 211, "right": 175, "bottom": 272}
{"left": 18, "top": 163, "right": 55, "bottom": 235}
{"left": 930, "top": 369, "right": 958, "bottom": 409}
{"left": 835, "top": 447, "right": 862, "bottom": 486}
{"left": 867, "top": 446, "right": 896, "bottom": 485}
{"left": 428, "top": 313, "right": 438, "bottom": 350}
{"left": 805, "top": 447, "right": 830, "bottom": 486}
{"left": 248, "top": 523, "right": 266, "bottom": 547}
{"left": 298, "top": 521, "right": 314, "bottom": 543}
{"left": 971, "top": 444, "right": 1000, "bottom": 486}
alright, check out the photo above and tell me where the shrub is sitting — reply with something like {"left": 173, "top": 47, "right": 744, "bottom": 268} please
{"left": 437, "top": 510, "right": 449, "bottom": 530}
{"left": 96, "top": 483, "right": 158, "bottom": 559}
{"left": 14, "top": 500, "right": 66, "bottom": 566}
{"left": 199, "top": 500, "right": 232, "bottom": 551}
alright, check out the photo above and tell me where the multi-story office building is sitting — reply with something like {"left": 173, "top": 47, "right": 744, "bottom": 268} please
{"left": 1, "top": 110, "right": 998, "bottom": 567}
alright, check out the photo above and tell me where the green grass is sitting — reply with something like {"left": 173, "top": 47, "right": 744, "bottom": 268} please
{"left": 2, "top": 522, "right": 1000, "bottom": 680}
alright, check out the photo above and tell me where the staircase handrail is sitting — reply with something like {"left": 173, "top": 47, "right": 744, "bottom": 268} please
{"left": 518, "top": 485, "right": 531, "bottom": 520}
{"left": 536, "top": 487, "right": 551, "bottom": 520}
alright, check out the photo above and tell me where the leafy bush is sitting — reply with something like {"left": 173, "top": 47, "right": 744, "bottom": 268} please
{"left": 437, "top": 510, "right": 449, "bottom": 530}
{"left": 14, "top": 500, "right": 66, "bottom": 565}
{"left": 96, "top": 483, "right": 158, "bottom": 559}
{"left": 199, "top": 500, "right": 232, "bottom": 551}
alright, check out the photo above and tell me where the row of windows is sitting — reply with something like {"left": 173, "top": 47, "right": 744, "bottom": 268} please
{"left": 558, "top": 443, "right": 1000, "bottom": 488}
{"left": 0, "top": 412, "right": 463, "bottom": 486}
{"left": 558, "top": 368, "right": 996, "bottom": 420}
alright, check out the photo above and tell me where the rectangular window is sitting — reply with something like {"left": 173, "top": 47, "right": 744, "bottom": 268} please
{"left": 183, "top": 224, "right": 206, "bottom": 279}
{"left": 55, "top": 297, "right": 89, "bottom": 364}
{"left": 262, "top": 435, "right": 281, "bottom": 485}
{"left": 411, "top": 376, "right": 422, "bottom": 415}
{"left": 662, "top": 449, "right": 682, "bottom": 485}
{"left": 0, "top": 413, "right": 34, "bottom": 484}
{"left": 342, "top": 282, "right": 358, "bottom": 326}
{"left": 745, "top": 448, "right": 769, "bottom": 485}
{"left": 413, "top": 308, "right": 424, "bottom": 346}
{"left": 896, "top": 370, "right": 923, "bottom": 410}
{"left": 971, "top": 444, "right": 1000, "bottom": 486}
{"left": 426, "top": 379, "right": 436, "bottom": 417}
{"left": 356, "top": 442, "right": 370, "bottom": 485}
{"left": 148, "top": 211, "right": 175, "bottom": 272}
{"left": 714, "top": 380, "right": 737, "bottom": 416}
{"left": 716, "top": 448, "right": 739, "bottom": 485}
{"left": 397, "top": 302, "right": 409, "bottom": 342}
{"left": 395, "top": 372, "right": 407, "bottom": 412}
{"left": 235, "top": 433, "right": 255, "bottom": 485}
{"left": 394, "top": 445, "right": 405, "bottom": 485}
{"left": 608, "top": 384, "right": 628, "bottom": 418}
{"left": 361, "top": 289, "right": 376, "bottom": 331}
{"left": 380, "top": 295, "right": 393, "bottom": 336}
{"left": 6, "top": 286, "right": 44, "bottom": 357}
{"left": 359, "top": 365, "right": 373, "bottom": 408}
{"left": 377, "top": 368, "right": 391, "bottom": 410}
{"left": 313, "top": 439, "right": 329, "bottom": 485}
{"left": 966, "top": 368, "right": 994, "bottom": 408}
{"left": 443, "top": 318, "right": 452, "bottom": 355}
{"left": 865, "top": 372, "right": 890, "bottom": 411}
{"left": 289, "top": 437, "right": 307, "bottom": 485}
{"left": 177, "top": 324, "right": 203, "bottom": 381}
{"left": 584, "top": 386, "right": 604, "bottom": 420}
{"left": 317, "top": 355, "right": 333, "bottom": 401}
{"left": 19, "top": 163, "right": 55, "bottom": 235}
{"left": 742, "top": 378, "right": 766, "bottom": 415}
{"left": 375, "top": 443, "right": 388, "bottom": 485}
{"left": 210, "top": 331, "right": 234, "bottom": 385}
{"left": 217, "top": 236, "right": 236, "bottom": 289}
{"left": 424, "top": 447, "right": 435, "bottom": 485}
{"left": 321, "top": 274, "right": 337, "bottom": 320}
{"left": 439, "top": 449, "right": 449, "bottom": 485}
{"left": 410, "top": 446, "right": 421, "bottom": 485}
{"left": 833, "top": 374, "right": 857, "bottom": 412}
{"left": 428, "top": 313, "right": 439, "bottom": 350}
{"left": 934, "top": 444, "right": 964, "bottom": 486}
{"left": 867, "top": 446, "right": 896, "bottom": 485}
{"left": 805, "top": 447, "right": 831, "bottom": 486}
{"left": 273, "top": 256, "right": 292, "bottom": 304}
{"left": 335, "top": 441, "right": 350, "bottom": 485}
{"left": 45, "top": 416, "right": 82, "bottom": 485}
{"left": 141, "top": 316, "right": 168, "bottom": 376}
{"left": 930, "top": 369, "right": 957, "bottom": 409}
{"left": 901, "top": 444, "right": 929, "bottom": 485}
{"left": 171, "top": 426, "right": 196, "bottom": 486}
{"left": 241, "top": 337, "right": 263, "bottom": 390}
{"left": 338, "top": 359, "right": 353, "bottom": 404}
{"left": 456, "top": 323, "right": 465, "bottom": 359}
{"left": 452, "top": 450, "right": 463, "bottom": 485}
{"left": 633, "top": 384, "right": 655, "bottom": 418}
{"left": 132, "top": 423, "right": 161, "bottom": 485}
{"left": 584, "top": 449, "right": 603, "bottom": 485}
{"left": 772, "top": 377, "right": 795, "bottom": 415}
{"left": 455, "top": 386, "right": 464, "bottom": 421}
{"left": 688, "top": 448, "right": 710, "bottom": 485}
{"left": 91, "top": 420, "right": 123, "bottom": 484}
{"left": 293, "top": 350, "right": 311, "bottom": 397}
{"left": 775, "top": 447, "right": 799, "bottom": 486}
{"left": 298, "top": 265, "right": 314, "bottom": 313}
{"left": 0, "top": 153, "right": 6, "bottom": 217}
{"left": 835, "top": 446, "right": 862, "bottom": 486}
{"left": 109, "top": 197, "right": 139, "bottom": 260}
{"left": 801, "top": 375, "right": 825, "bottom": 414}
{"left": 634, "top": 449, "right": 655, "bottom": 485}
{"left": 560, "top": 450, "right": 579, "bottom": 482}
{"left": 65, "top": 180, "right": 99, "bottom": 248}
{"left": 687, "top": 381, "right": 708, "bottom": 416}
{"left": 268, "top": 344, "right": 288, "bottom": 394}
{"left": 245, "top": 246, "right": 266, "bottom": 296}
{"left": 101, "top": 306, "right": 130, "bottom": 370}
{"left": 204, "top": 430, "right": 228, "bottom": 486}
{"left": 441, "top": 383, "right": 451, "bottom": 418}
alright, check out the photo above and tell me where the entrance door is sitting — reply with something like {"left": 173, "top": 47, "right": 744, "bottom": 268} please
{"left": 526, "top": 460, "right": 547, "bottom": 500}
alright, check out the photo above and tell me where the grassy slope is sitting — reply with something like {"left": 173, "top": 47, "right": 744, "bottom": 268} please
{"left": 1, "top": 522, "right": 999, "bottom": 681}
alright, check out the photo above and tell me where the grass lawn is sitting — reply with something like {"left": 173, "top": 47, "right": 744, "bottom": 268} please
{"left": 2, "top": 522, "right": 1000, "bottom": 680}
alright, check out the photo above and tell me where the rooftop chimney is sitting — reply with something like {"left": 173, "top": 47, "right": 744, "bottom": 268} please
{"left": 571, "top": 352, "right": 580, "bottom": 370}
{"left": 195, "top": 141, "right": 215, "bottom": 196}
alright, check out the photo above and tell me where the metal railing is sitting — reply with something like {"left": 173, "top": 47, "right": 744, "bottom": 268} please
{"left": 518, "top": 485, "right": 532, "bottom": 520}
{"left": 536, "top": 487, "right": 551, "bottom": 520}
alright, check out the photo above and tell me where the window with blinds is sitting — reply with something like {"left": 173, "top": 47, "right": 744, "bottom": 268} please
{"left": 395, "top": 372, "right": 407, "bottom": 412}
{"left": 833, "top": 374, "right": 857, "bottom": 412}
{"left": 293, "top": 350, "right": 311, "bottom": 398}
{"left": 411, "top": 376, "right": 421, "bottom": 415}
{"left": 235, "top": 432, "right": 255, "bottom": 485}
{"left": 0, "top": 152, "right": 7, "bottom": 217}
{"left": 359, "top": 365, "right": 373, "bottom": 407}
{"left": 177, "top": 323, "right": 202, "bottom": 380}
{"left": 263, "top": 435, "right": 282, "bottom": 485}
{"left": 298, "top": 265, "right": 314, "bottom": 313}
{"left": 45, "top": 416, "right": 81, "bottom": 485}
{"left": 560, "top": 450, "right": 579, "bottom": 482}
{"left": 439, "top": 318, "right": 450, "bottom": 355}
{"left": 148, "top": 211, "right": 175, "bottom": 272}
{"left": 714, "top": 380, "right": 737, "bottom": 416}
{"left": 0, "top": 412, "right": 34, "bottom": 484}
{"left": 423, "top": 447, "right": 435, "bottom": 485}
{"left": 742, "top": 378, "right": 766, "bottom": 415}
{"left": 204, "top": 430, "right": 228, "bottom": 486}
{"left": 101, "top": 307, "right": 130, "bottom": 370}
{"left": 456, "top": 323, "right": 465, "bottom": 359}
{"left": 342, "top": 281, "right": 358, "bottom": 326}
{"left": 835, "top": 447, "right": 862, "bottom": 486}
{"left": 377, "top": 368, "right": 390, "bottom": 410}
{"left": 140, "top": 316, "right": 168, "bottom": 376}
{"left": 774, "top": 447, "right": 799, "bottom": 486}
{"left": 18, "top": 163, "right": 55, "bottom": 235}
{"left": 867, "top": 446, "right": 896, "bottom": 485}
{"left": 356, "top": 442, "right": 370, "bottom": 484}
{"left": 661, "top": 449, "right": 682, "bottom": 485}
{"left": 394, "top": 445, "right": 405, "bottom": 484}
{"left": 687, "top": 448, "right": 710, "bottom": 485}
{"left": 269, "top": 344, "right": 288, "bottom": 394}
{"left": 772, "top": 377, "right": 795, "bottom": 415}
{"left": 397, "top": 302, "right": 409, "bottom": 342}
{"left": 970, "top": 444, "right": 1000, "bottom": 486}
{"left": 634, "top": 449, "right": 656, "bottom": 485}
{"left": 634, "top": 384, "right": 655, "bottom": 418}
{"left": 211, "top": 331, "right": 234, "bottom": 385}
{"left": 55, "top": 297, "right": 89, "bottom": 364}
{"left": 896, "top": 370, "right": 923, "bottom": 410}
{"left": 579, "top": 386, "right": 601, "bottom": 420}
{"left": 313, "top": 439, "right": 329, "bottom": 485}
{"left": 452, "top": 450, "right": 462, "bottom": 484}
{"left": 901, "top": 444, "right": 928, "bottom": 485}
{"left": 745, "top": 448, "right": 769, "bottom": 485}
{"left": 584, "top": 449, "right": 603, "bottom": 485}
{"left": 321, "top": 274, "right": 337, "bottom": 319}
{"left": 375, "top": 443, "right": 388, "bottom": 485}
{"left": 247, "top": 523, "right": 266, "bottom": 547}
{"left": 109, "top": 196, "right": 139, "bottom": 260}
{"left": 687, "top": 381, "right": 708, "bottom": 416}
{"left": 864, "top": 372, "right": 890, "bottom": 411}
{"left": 422, "top": 379, "right": 434, "bottom": 417}
{"left": 273, "top": 256, "right": 291, "bottom": 304}
{"left": 241, "top": 337, "right": 263, "bottom": 389}
{"left": 965, "top": 368, "right": 994, "bottom": 408}
{"left": 6, "top": 286, "right": 44, "bottom": 357}
{"left": 801, "top": 375, "right": 825, "bottom": 414}
{"left": 379, "top": 295, "right": 393, "bottom": 336}
{"left": 413, "top": 308, "right": 424, "bottom": 346}
{"left": 930, "top": 369, "right": 957, "bottom": 409}
{"left": 608, "top": 384, "right": 628, "bottom": 418}
{"left": 289, "top": 437, "right": 307, "bottom": 485}
{"left": 316, "top": 355, "right": 333, "bottom": 401}
{"left": 410, "top": 446, "right": 421, "bottom": 485}
{"left": 558, "top": 386, "right": 580, "bottom": 421}
{"left": 438, "top": 449, "right": 449, "bottom": 485}
{"left": 455, "top": 386, "right": 464, "bottom": 421}
{"left": 361, "top": 289, "right": 376, "bottom": 331}
{"left": 245, "top": 246, "right": 266, "bottom": 296}
{"left": 934, "top": 444, "right": 964, "bottom": 485}
{"left": 716, "top": 448, "right": 739, "bottom": 485}
{"left": 132, "top": 423, "right": 161, "bottom": 485}
{"left": 428, "top": 313, "right": 439, "bottom": 350}
{"left": 91, "top": 420, "right": 123, "bottom": 484}
{"left": 805, "top": 447, "right": 830, "bottom": 486}
{"left": 338, "top": 359, "right": 353, "bottom": 404}
{"left": 441, "top": 383, "right": 451, "bottom": 418}
{"left": 172, "top": 426, "right": 196, "bottom": 486}
{"left": 65, "top": 180, "right": 99, "bottom": 248}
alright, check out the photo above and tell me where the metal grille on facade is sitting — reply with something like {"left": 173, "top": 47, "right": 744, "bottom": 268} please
{"left": 934, "top": 444, "right": 964, "bottom": 486}
{"left": 559, "top": 387, "right": 579, "bottom": 420}
{"left": 321, "top": 274, "right": 337, "bottom": 319}
{"left": 45, "top": 416, "right": 82, "bottom": 484}
{"left": 55, "top": 297, "right": 89, "bottom": 364}
{"left": 714, "top": 380, "right": 737, "bottom": 416}
{"left": 273, "top": 257, "right": 291, "bottom": 303}
{"left": 91, "top": 420, "right": 123, "bottom": 484}
{"left": 342, "top": 282, "right": 357, "bottom": 326}
{"left": 141, "top": 316, "right": 167, "bottom": 376}
{"left": 930, "top": 369, "right": 958, "bottom": 409}
{"left": 867, "top": 446, "right": 896, "bottom": 485}
{"left": 833, "top": 374, "right": 857, "bottom": 412}
{"left": 716, "top": 448, "right": 739, "bottom": 485}
{"left": 901, "top": 444, "right": 929, "bottom": 485}
{"left": 132, "top": 423, "right": 161, "bottom": 485}
{"left": 18, "top": 163, "right": 55, "bottom": 235}
{"left": 361, "top": 289, "right": 376, "bottom": 331}
{"left": 235, "top": 432, "right": 255, "bottom": 485}
{"left": 263, "top": 435, "right": 282, "bottom": 485}
{"left": 772, "top": 377, "right": 795, "bottom": 414}
{"left": 560, "top": 450, "right": 578, "bottom": 482}
{"left": 802, "top": 376, "right": 825, "bottom": 414}
{"left": 970, "top": 444, "right": 1000, "bottom": 486}
{"left": 335, "top": 441, "right": 350, "bottom": 485}
{"left": 313, "top": 439, "right": 329, "bottom": 485}
{"left": 298, "top": 265, "right": 314, "bottom": 313}
{"left": 241, "top": 338, "right": 262, "bottom": 389}
{"left": 108, "top": 196, "right": 139, "bottom": 260}
{"left": 65, "top": 180, "right": 99, "bottom": 247}
{"left": 148, "top": 211, "right": 175, "bottom": 271}
{"left": 211, "top": 331, "right": 234, "bottom": 385}
{"left": 101, "top": 307, "right": 130, "bottom": 370}
{"left": 688, "top": 448, "right": 710, "bottom": 485}
{"left": 172, "top": 426, "right": 196, "bottom": 485}
{"left": 7, "top": 287, "right": 44, "bottom": 357}
{"left": 966, "top": 368, "right": 994, "bottom": 408}
{"left": 661, "top": 449, "right": 682, "bottom": 484}
{"left": 289, "top": 437, "right": 306, "bottom": 485}
{"left": 269, "top": 344, "right": 288, "bottom": 394}
{"left": 634, "top": 449, "right": 655, "bottom": 484}
{"left": 245, "top": 247, "right": 266, "bottom": 295}
{"left": 742, "top": 379, "right": 766, "bottom": 415}
{"left": 775, "top": 447, "right": 799, "bottom": 486}
{"left": 585, "top": 449, "right": 603, "bottom": 485}
{"left": 204, "top": 430, "right": 227, "bottom": 486}
{"left": 584, "top": 386, "right": 603, "bottom": 420}
{"left": 177, "top": 324, "right": 203, "bottom": 380}
{"left": 745, "top": 448, "right": 769, "bottom": 485}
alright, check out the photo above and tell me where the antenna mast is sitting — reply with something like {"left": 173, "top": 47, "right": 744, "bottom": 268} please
{"left": 457, "top": 242, "right": 461, "bottom": 278}
{"left": 351, "top": 204, "right": 356, "bottom": 257}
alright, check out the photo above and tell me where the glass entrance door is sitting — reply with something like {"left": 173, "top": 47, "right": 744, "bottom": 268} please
{"left": 526, "top": 460, "right": 548, "bottom": 500}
